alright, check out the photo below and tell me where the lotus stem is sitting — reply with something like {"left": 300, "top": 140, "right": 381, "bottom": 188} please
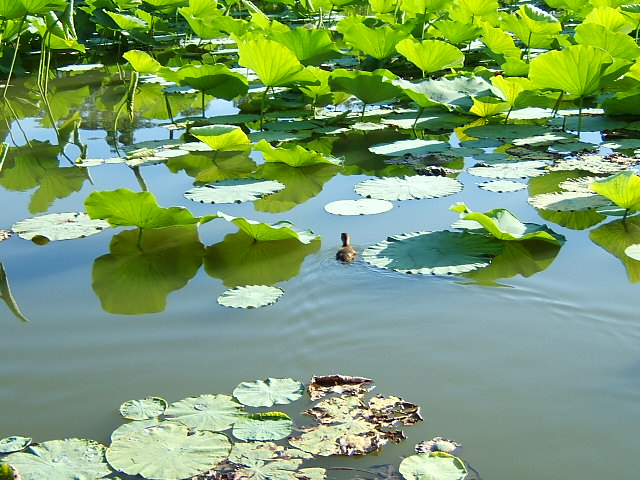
{"left": 136, "top": 228, "right": 144, "bottom": 251}
{"left": 412, "top": 107, "right": 424, "bottom": 134}
{"left": 577, "top": 97, "right": 583, "bottom": 136}
{"left": 2, "top": 14, "right": 27, "bottom": 102}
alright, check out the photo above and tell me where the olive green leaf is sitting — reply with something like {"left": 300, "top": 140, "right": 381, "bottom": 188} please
{"left": 158, "top": 64, "right": 248, "bottom": 99}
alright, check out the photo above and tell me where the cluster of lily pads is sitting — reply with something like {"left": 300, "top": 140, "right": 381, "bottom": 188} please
{"left": 0, "top": 375, "right": 470, "bottom": 480}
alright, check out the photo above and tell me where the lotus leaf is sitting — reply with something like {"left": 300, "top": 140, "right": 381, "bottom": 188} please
{"left": 399, "top": 452, "right": 467, "bottom": 480}
{"left": 307, "top": 375, "right": 374, "bottom": 401}
{"left": 269, "top": 27, "right": 340, "bottom": 66}
{"left": 0, "top": 464, "right": 16, "bottom": 480}
{"left": 590, "top": 216, "right": 640, "bottom": 282}
{"left": 111, "top": 418, "right": 164, "bottom": 442}
{"left": 123, "top": 50, "right": 161, "bottom": 74}
{"left": 158, "top": 64, "right": 248, "bottom": 99}
{"left": 527, "top": 191, "right": 610, "bottom": 211}
{"left": 0, "top": 1, "right": 26, "bottom": 19}
{"left": 165, "top": 394, "right": 245, "bottom": 431}
{"left": 624, "top": 244, "right": 640, "bottom": 261}
{"left": 363, "top": 231, "right": 504, "bottom": 274}
{"left": 467, "top": 161, "right": 548, "bottom": 179}
{"left": 478, "top": 180, "right": 527, "bottom": 192}
{"left": 464, "top": 124, "right": 549, "bottom": 139}
{"left": 2, "top": 438, "right": 110, "bottom": 480}
{"left": 589, "top": 171, "right": 640, "bottom": 212}
{"left": 574, "top": 23, "right": 640, "bottom": 61}
{"left": 549, "top": 156, "right": 631, "bottom": 174}
{"left": 396, "top": 38, "right": 464, "bottom": 75}
{"left": 233, "top": 378, "right": 304, "bottom": 407}
{"left": 106, "top": 424, "right": 231, "bottom": 480}
{"left": 204, "top": 231, "right": 321, "bottom": 287}
{"left": 584, "top": 6, "right": 634, "bottom": 34}
{"left": 232, "top": 412, "right": 293, "bottom": 441}
{"left": 368, "top": 139, "right": 449, "bottom": 157}
{"left": 343, "top": 23, "right": 409, "bottom": 60}
{"left": 354, "top": 176, "right": 462, "bottom": 201}
{"left": 189, "top": 125, "right": 251, "bottom": 152}
{"left": 451, "top": 202, "right": 565, "bottom": 245}
{"left": 324, "top": 199, "right": 393, "bottom": 216}
{"left": 0, "top": 436, "right": 31, "bottom": 454}
{"left": 92, "top": 228, "right": 205, "bottom": 315}
{"left": 11, "top": 212, "right": 110, "bottom": 242}
{"left": 217, "top": 212, "right": 318, "bottom": 244}
{"left": 85, "top": 189, "right": 208, "bottom": 229}
{"left": 559, "top": 177, "right": 601, "bottom": 193}
{"left": 254, "top": 140, "right": 341, "bottom": 167}
{"left": 185, "top": 179, "right": 285, "bottom": 204}
{"left": 397, "top": 75, "right": 497, "bottom": 111}
{"left": 329, "top": 69, "right": 403, "bottom": 107}
{"left": 217, "top": 285, "right": 285, "bottom": 309}
{"left": 237, "top": 39, "right": 312, "bottom": 87}
{"left": 119, "top": 397, "right": 167, "bottom": 420}
{"left": 512, "top": 131, "right": 577, "bottom": 147}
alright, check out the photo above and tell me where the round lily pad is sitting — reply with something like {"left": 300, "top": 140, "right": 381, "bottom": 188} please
{"left": 233, "top": 378, "right": 304, "bottom": 407}
{"left": 624, "top": 244, "right": 640, "bottom": 261}
{"left": 363, "top": 231, "right": 504, "bottom": 275}
{"left": 467, "top": 161, "right": 548, "bottom": 179}
{"left": 399, "top": 452, "right": 467, "bottom": 480}
{"left": 106, "top": 424, "right": 231, "bottom": 480}
{"left": 110, "top": 418, "right": 165, "bottom": 443}
{"left": 119, "top": 397, "right": 167, "bottom": 420}
{"left": 369, "top": 139, "right": 449, "bottom": 156}
{"left": 232, "top": 412, "right": 293, "bottom": 441}
{"left": 478, "top": 180, "right": 527, "bottom": 193}
{"left": 0, "top": 436, "right": 32, "bottom": 453}
{"left": 3, "top": 438, "right": 110, "bottom": 480}
{"left": 165, "top": 394, "right": 246, "bottom": 431}
{"left": 11, "top": 213, "right": 110, "bottom": 242}
{"left": 354, "top": 176, "right": 462, "bottom": 201}
{"left": 324, "top": 199, "right": 393, "bottom": 216}
{"left": 528, "top": 192, "right": 611, "bottom": 211}
{"left": 465, "top": 123, "right": 549, "bottom": 139}
{"left": 550, "top": 156, "right": 630, "bottom": 174}
{"left": 217, "top": 285, "right": 285, "bottom": 309}
{"left": 185, "top": 179, "right": 285, "bottom": 204}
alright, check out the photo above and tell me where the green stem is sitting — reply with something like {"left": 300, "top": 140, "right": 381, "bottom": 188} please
{"left": 260, "top": 86, "right": 270, "bottom": 130}
{"left": 136, "top": 228, "right": 144, "bottom": 251}
{"left": 577, "top": 96, "right": 583, "bottom": 135}
{"left": 2, "top": 15, "right": 27, "bottom": 102}
{"left": 201, "top": 91, "right": 206, "bottom": 118}
{"left": 412, "top": 107, "right": 424, "bottom": 135}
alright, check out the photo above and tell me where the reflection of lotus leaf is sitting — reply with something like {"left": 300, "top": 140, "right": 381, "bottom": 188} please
{"left": 590, "top": 216, "right": 640, "bottom": 282}
{"left": 92, "top": 228, "right": 205, "bottom": 315}
{"left": 461, "top": 240, "right": 561, "bottom": 286}
{"left": 204, "top": 231, "right": 321, "bottom": 287}
{"left": 165, "top": 152, "right": 257, "bottom": 182}
{"left": 363, "top": 231, "right": 504, "bottom": 274}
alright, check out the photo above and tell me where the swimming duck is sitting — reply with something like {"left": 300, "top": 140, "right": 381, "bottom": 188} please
{"left": 336, "top": 232, "right": 357, "bottom": 263}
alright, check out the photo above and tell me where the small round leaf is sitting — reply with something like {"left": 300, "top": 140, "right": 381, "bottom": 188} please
{"left": 119, "top": 397, "right": 167, "bottom": 420}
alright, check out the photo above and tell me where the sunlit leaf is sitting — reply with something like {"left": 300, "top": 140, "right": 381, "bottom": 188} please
{"left": 11, "top": 212, "right": 109, "bottom": 242}
{"left": 217, "top": 285, "right": 285, "bottom": 309}
{"left": 399, "top": 452, "right": 467, "bottom": 480}
{"left": 189, "top": 124, "right": 251, "bottom": 151}
{"left": 232, "top": 412, "right": 293, "bottom": 441}
{"left": 119, "top": 397, "right": 167, "bottom": 420}
{"left": 233, "top": 378, "right": 304, "bottom": 407}
{"left": 355, "top": 176, "right": 462, "bottom": 201}
{"left": 589, "top": 171, "right": 640, "bottom": 211}
{"left": 165, "top": 394, "right": 246, "bottom": 431}
{"left": 396, "top": 38, "right": 464, "bottom": 75}
{"left": 216, "top": 212, "right": 319, "bottom": 244}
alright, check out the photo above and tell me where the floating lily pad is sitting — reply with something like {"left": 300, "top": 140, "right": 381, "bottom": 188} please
{"left": 217, "top": 285, "right": 285, "bottom": 309}
{"left": 415, "top": 438, "right": 462, "bottom": 456}
{"left": 368, "top": 139, "right": 449, "bottom": 156}
{"left": 528, "top": 192, "right": 611, "bottom": 211}
{"left": 467, "top": 160, "right": 548, "bottom": 178}
{"left": 11, "top": 212, "right": 110, "bottom": 242}
{"left": 478, "top": 180, "right": 527, "bottom": 192}
{"left": 550, "top": 155, "right": 632, "bottom": 174}
{"left": 354, "top": 176, "right": 462, "bottom": 201}
{"left": 119, "top": 397, "right": 167, "bottom": 420}
{"left": 185, "top": 179, "right": 285, "bottom": 204}
{"left": 465, "top": 124, "right": 549, "bottom": 139}
{"left": 399, "top": 452, "right": 467, "bottom": 480}
{"left": 0, "top": 436, "right": 31, "bottom": 454}
{"left": 558, "top": 176, "right": 600, "bottom": 193}
{"left": 233, "top": 378, "right": 304, "bottom": 407}
{"left": 364, "top": 231, "right": 504, "bottom": 275}
{"left": 110, "top": 418, "right": 164, "bottom": 442}
{"left": 324, "top": 199, "right": 393, "bottom": 215}
{"left": 165, "top": 394, "right": 245, "bottom": 431}
{"left": 106, "top": 424, "right": 231, "bottom": 480}
{"left": 3, "top": 438, "right": 110, "bottom": 480}
{"left": 232, "top": 412, "right": 293, "bottom": 441}
{"left": 307, "top": 375, "right": 374, "bottom": 401}
{"left": 511, "top": 131, "right": 577, "bottom": 146}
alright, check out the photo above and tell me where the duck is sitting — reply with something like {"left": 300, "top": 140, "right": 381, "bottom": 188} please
{"left": 336, "top": 232, "right": 357, "bottom": 263}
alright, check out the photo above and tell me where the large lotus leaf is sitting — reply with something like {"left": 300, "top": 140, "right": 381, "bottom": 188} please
{"left": 11, "top": 213, "right": 110, "bottom": 242}
{"left": 584, "top": 6, "right": 634, "bottom": 34}
{"left": 158, "top": 64, "right": 248, "bottom": 99}
{"left": 461, "top": 239, "right": 561, "bottom": 286}
{"left": 217, "top": 212, "right": 318, "bottom": 244}
{"left": 85, "top": 189, "right": 204, "bottom": 229}
{"left": 329, "top": 69, "right": 403, "bottom": 106}
{"left": 217, "top": 285, "right": 285, "bottom": 309}
{"left": 363, "top": 231, "right": 504, "bottom": 274}
{"left": 399, "top": 452, "right": 467, "bottom": 480}
{"left": 0, "top": 0, "right": 26, "bottom": 19}
{"left": 254, "top": 162, "right": 342, "bottom": 213}
{"left": 123, "top": 50, "right": 161, "bottom": 73}
{"left": 233, "top": 378, "right": 304, "bottom": 407}
{"left": 111, "top": 419, "right": 165, "bottom": 443}
{"left": 343, "top": 23, "right": 409, "bottom": 60}
{"left": 92, "top": 228, "right": 205, "bottom": 315}
{"left": 254, "top": 140, "right": 341, "bottom": 167}
{"left": 237, "top": 39, "right": 312, "bottom": 87}
{"left": 368, "top": 139, "right": 449, "bottom": 157}
{"left": 228, "top": 441, "right": 324, "bottom": 480}
{"left": 119, "top": 397, "right": 167, "bottom": 420}
{"left": 269, "top": 27, "right": 340, "bottom": 66}
{"left": 467, "top": 161, "right": 548, "bottom": 179}
{"left": 2, "top": 438, "right": 110, "bottom": 480}
{"left": 106, "top": 424, "right": 231, "bottom": 480}
{"left": 354, "top": 176, "right": 462, "bottom": 201}
{"left": 204, "top": 231, "right": 321, "bottom": 287}
{"left": 432, "top": 19, "right": 482, "bottom": 44}
{"left": 165, "top": 394, "right": 245, "bottom": 431}
{"left": 324, "top": 199, "right": 393, "bottom": 216}
{"left": 574, "top": 23, "right": 640, "bottom": 61}
{"left": 0, "top": 436, "right": 31, "bottom": 454}
{"left": 185, "top": 179, "right": 285, "bottom": 204}
{"left": 589, "top": 171, "right": 640, "bottom": 211}
{"left": 232, "top": 413, "right": 293, "bottom": 441}
{"left": 528, "top": 192, "right": 611, "bottom": 211}
{"left": 189, "top": 125, "right": 251, "bottom": 152}
{"left": 166, "top": 152, "right": 257, "bottom": 183}
{"left": 104, "top": 10, "right": 147, "bottom": 30}
{"left": 397, "top": 75, "right": 497, "bottom": 111}
{"left": 529, "top": 45, "right": 615, "bottom": 97}
{"left": 450, "top": 202, "right": 565, "bottom": 245}
{"left": 590, "top": 216, "right": 640, "bottom": 282}
{"left": 396, "top": 38, "right": 464, "bottom": 75}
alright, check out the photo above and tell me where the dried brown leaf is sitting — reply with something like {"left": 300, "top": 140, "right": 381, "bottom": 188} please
{"left": 307, "top": 375, "right": 374, "bottom": 401}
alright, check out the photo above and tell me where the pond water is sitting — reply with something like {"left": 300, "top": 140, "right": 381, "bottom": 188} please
{"left": 1, "top": 70, "right": 639, "bottom": 480}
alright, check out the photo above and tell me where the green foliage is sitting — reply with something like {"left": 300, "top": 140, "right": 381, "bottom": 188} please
{"left": 590, "top": 171, "right": 640, "bottom": 212}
